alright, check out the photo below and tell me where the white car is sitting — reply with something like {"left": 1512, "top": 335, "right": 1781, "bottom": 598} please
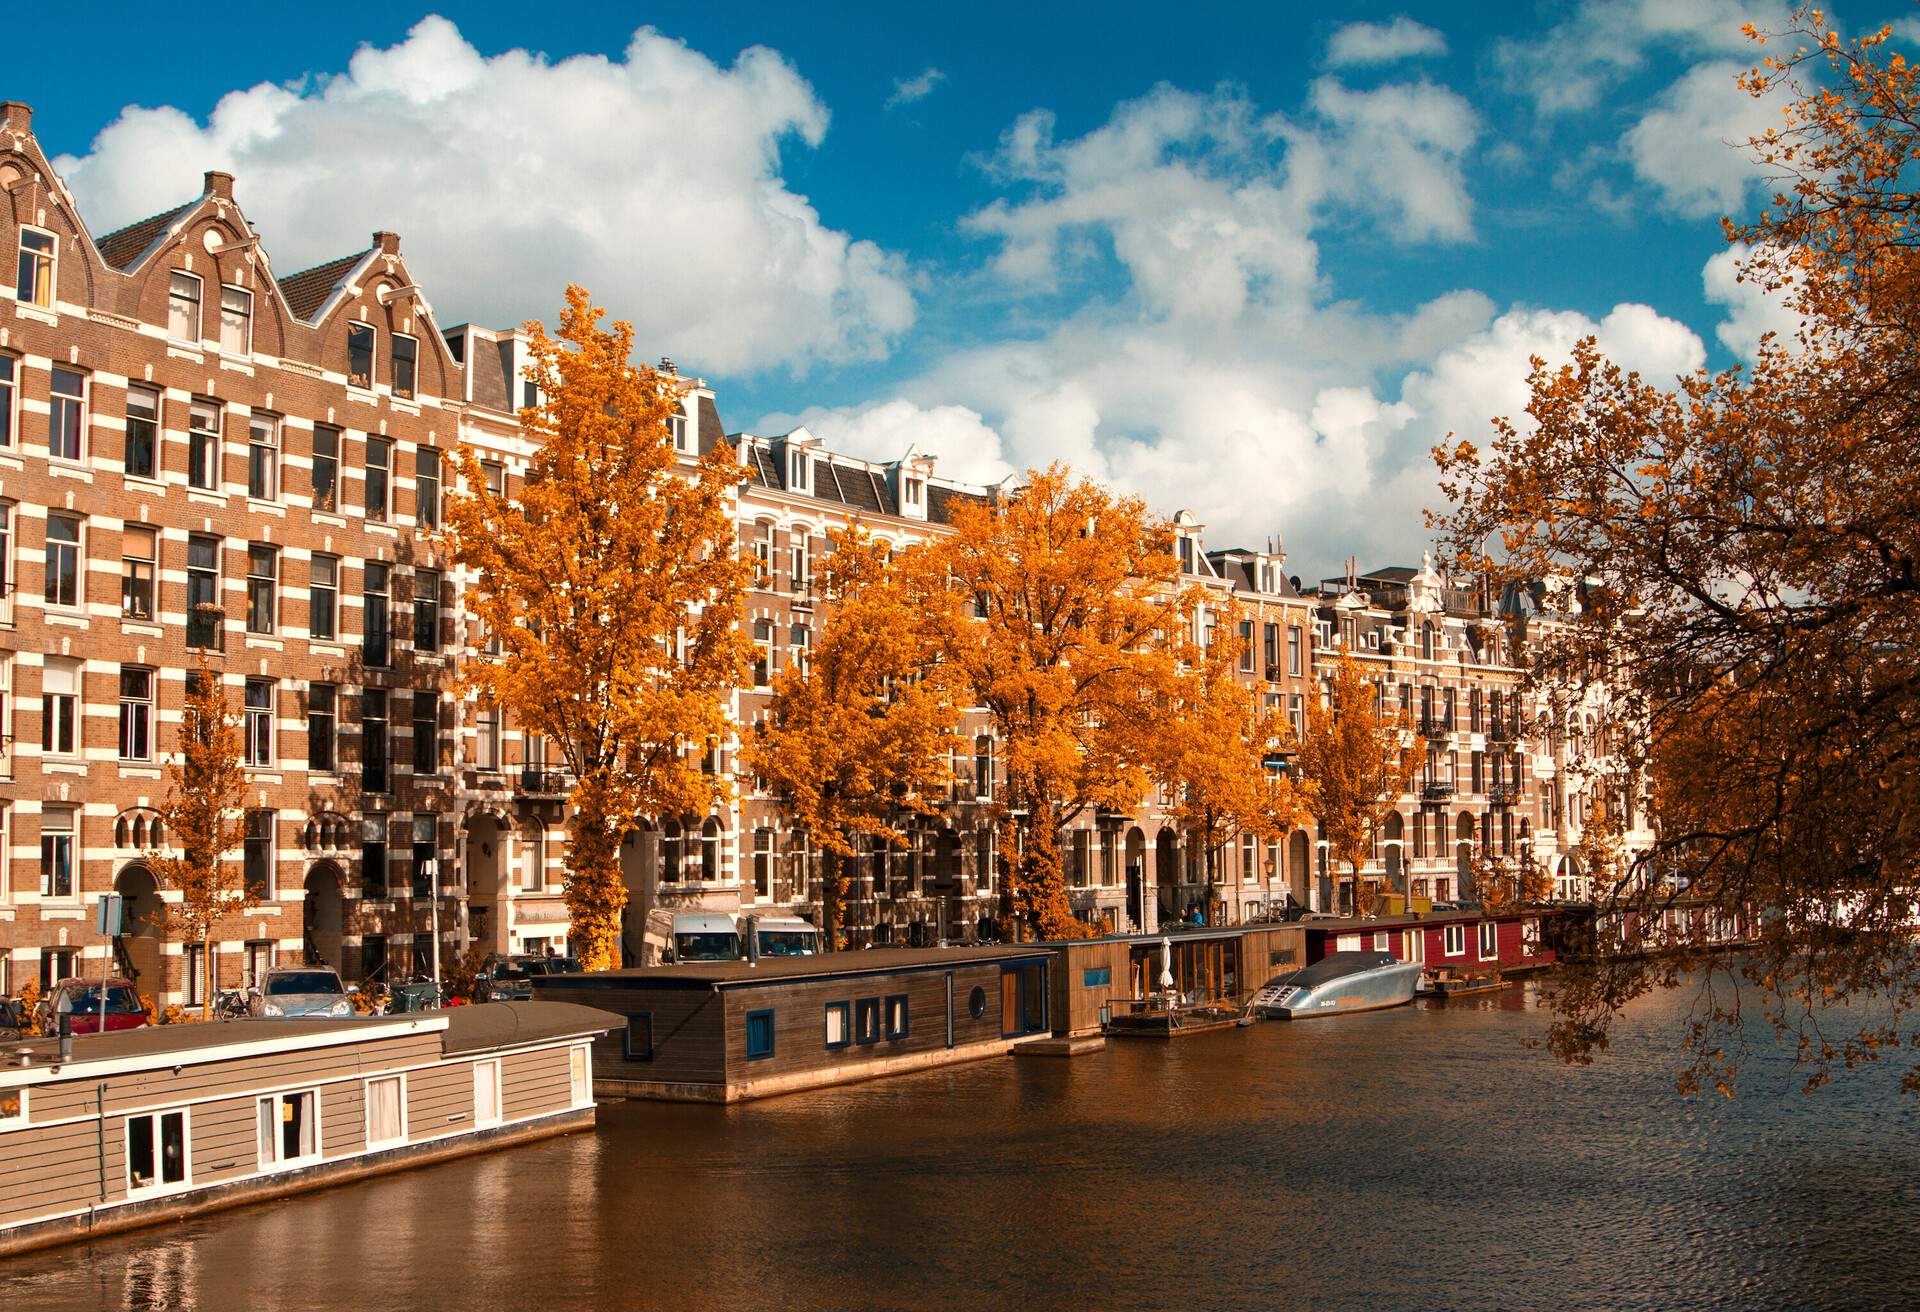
{"left": 250, "top": 967, "right": 355, "bottom": 1019}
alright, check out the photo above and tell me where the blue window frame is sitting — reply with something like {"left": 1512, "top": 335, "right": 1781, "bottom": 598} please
{"left": 1082, "top": 966, "right": 1112, "bottom": 987}
{"left": 824, "top": 1001, "right": 851, "bottom": 1050}
{"left": 884, "top": 994, "right": 909, "bottom": 1041}
{"left": 745, "top": 1009, "right": 775, "bottom": 1060}
{"left": 623, "top": 1013, "right": 653, "bottom": 1062}
{"left": 853, "top": 997, "right": 881, "bottom": 1046}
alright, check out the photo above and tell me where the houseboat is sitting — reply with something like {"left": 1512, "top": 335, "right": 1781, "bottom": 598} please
{"left": 1249, "top": 950, "right": 1423, "bottom": 1018}
{"left": 529, "top": 945, "right": 1054, "bottom": 1102}
{"left": 1040, "top": 924, "right": 1307, "bottom": 1038}
{"left": 1299, "top": 906, "right": 1561, "bottom": 979}
{"left": 0, "top": 1001, "right": 615, "bottom": 1258}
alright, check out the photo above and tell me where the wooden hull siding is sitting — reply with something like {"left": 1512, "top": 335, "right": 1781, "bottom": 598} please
{"left": 1043, "top": 926, "right": 1307, "bottom": 1036}
{"left": 0, "top": 1003, "right": 614, "bottom": 1257}
{"left": 533, "top": 948, "right": 1054, "bottom": 1103}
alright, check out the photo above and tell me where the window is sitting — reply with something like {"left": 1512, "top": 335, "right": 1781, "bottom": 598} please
{"left": 361, "top": 818, "right": 388, "bottom": 898}
{"left": 124, "top": 385, "right": 159, "bottom": 478}
{"left": 790, "top": 624, "right": 810, "bottom": 677}
{"left": 362, "top": 689, "right": 389, "bottom": 793}
{"left": 476, "top": 707, "right": 501, "bottom": 771}
{"left": 0, "top": 355, "right": 14, "bottom": 447}
{"left": 968, "top": 985, "right": 988, "bottom": 1020}
{"left": 623, "top": 1014, "right": 654, "bottom": 1062}
{"left": 1242, "top": 833, "right": 1257, "bottom": 883}
{"left": 823, "top": 1002, "right": 850, "bottom": 1050}
{"left": 246, "top": 545, "right": 277, "bottom": 634}
{"left": 43, "top": 513, "right": 80, "bottom": 608}
{"left": 884, "top": 994, "right": 909, "bottom": 1041}
{"left": 752, "top": 829, "right": 773, "bottom": 899}
{"left": 411, "top": 693, "right": 437, "bottom": 774}
{"left": 482, "top": 459, "right": 506, "bottom": 501}
{"left": 1444, "top": 923, "right": 1465, "bottom": 957}
{"left": 188, "top": 400, "right": 221, "bottom": 490}
{"left": 1288, "top": 625, "right": 1303, "bottom": 677}
{"left": 187, "top": 534, "right": 221, "bottom": 648}
{"left": 16, "top": 227, "right": 54, "bottom": 308}
{"left": 569, "top": 1046, "right": 591, "bottom": 1107}
{"left": 246, "top": 413, "right": 278, "bottom": 501}
{"left": 126, "top": 1110, "right": 189, "bottom": 1195}
{"left": 38, "top": 947, "right": 76, "bottom": 991}
{"left": 0, "top": 1081, "right": 21, "bottom": 1131}
{"left": 473, "top": 1059, "right": 502, "bottom": 1128}
{"left": 167, "top": 271, "right": 201, "bottom": 341}
{"left": 365, "top": 1075, "right": 405, "bottom": 1148}
{"left": 244, "top": 809, "right": 274, "bottom": 897}
{"left": 308, "top": 683, "right": 336, "bottom": 773}
{"left": 256, "top": 1090, "right": 318, "bottom": 1168}
{"left": 975, "top": 735, "right": 994, "bottom": 800}
{"left": 790, "top": 531, "right": 810, "bottom": 594}
{"left": 39, "top": 805, "right": 74, "bottom": 897}
{"left": 522, "top": 379, "right": 541, "bottom": 413}
{"left": 365, "top": 438, "right": 391, "bottom": 522}
{"left": 412, "top": 569, "right": 439, "bottom": 650}
{"left": 415, "top": 446, "right": 440, "bottom": 528}
{"left": 300, "top": 426, "right": 339, "bottom": 515}
{"left": 667, "top": 406, "right": 689, "bottom": 452}
{"left": 182, "top": 944, "right": 206, "bottom": 1008}
{"left": 363, "top": 563, "right": 390, "bottom": 666}
{"left": 854, "top": 997, "right": 880, "bottom": 1046}
{"left": 48, "top": 367, "right": 84, "bottom": 461}
{"left": 245, "top": 678, "right": 274, "bottom": 765}
{"left": 219, "top": 285, "right": 252, "bottom": 355}
{"left": 752, "top": 619, "right": 774, "bottom": 687}
{"left": 347, "top": 322, "right": 375, "bottom": 388}
{"left": 788, "top": 449, "right": 809, "bottom": 491}
{"left": 1478, "top": 921, "right": 1498, "bottom": 960}
{"left": 41, "top": 657, "right": 78, "bottom": 756}
{"left": 309, "top": 554, "right": 338, "bottom": 640}
{"left": 411, "top": 814, "right": 436, "bottom": 898}
{"left": 391, "top": 333, "right": 418, "bottom": 398}
{"left": 119, "top": 666, "right": 152, "bottom": 760}
{"left": 745, "top": 1009, "right": 775, "bottom": 1060}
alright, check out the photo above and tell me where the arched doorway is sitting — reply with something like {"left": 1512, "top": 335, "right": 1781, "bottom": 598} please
{"left": 1382, "top": 812, "right": 1405, "bottom": 900}
{"left": 466, "top": 813, "right": 509, "bottom": 954}
{"left": 1124, "top": 827, "right": 1146, "bottom": 930}
{"left": 302, "top": 862, "right": 345, "bottom": 972}
{"left": 1155, "top": 828, "right": 1180, "bottom": 924}
{"left": 114, "top": 863, "right": 164, "bottom": 995}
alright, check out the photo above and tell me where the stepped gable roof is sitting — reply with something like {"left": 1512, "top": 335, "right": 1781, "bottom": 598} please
{"left": 276, "top": 251, "right": 368, "bottom": 323}
{"left": 95, "top": 201, "right": 194, "bottom": 271}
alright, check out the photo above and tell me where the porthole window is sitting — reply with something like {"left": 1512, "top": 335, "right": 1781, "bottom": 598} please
{"left": 967, "top": 986, "right": 987, "bottom": 1020}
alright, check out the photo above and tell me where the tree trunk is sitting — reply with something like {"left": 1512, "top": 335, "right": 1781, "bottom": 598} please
{"left": 565, "top": 782, "right": 629, "bottom": 973}
{"left": 821, "top": 845, "right": 844, "bottom": 953}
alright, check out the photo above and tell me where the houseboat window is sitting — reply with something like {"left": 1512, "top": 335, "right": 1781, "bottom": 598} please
{"left": 474, "top": 1059, "right": 503, "bottom": 1128}
{"left": 967, "top": 986, "right": 987, "bottom": 1020}
{"left": 854, "top": 998, "right": 881, "bottom": 1045}
{"left": 884, "top": 995, "right": 909, "bottom": 1041}
{"left": 0, "top": 1086, "right": 23, "bottom": 1128}
{"left": 126, "top": 1110, "right": 188, "bottom": 1194}
{"left": 745, "top": 1010, "right": 775, "bottom": 1060}
{"left": 366, "top": 1076, "right": 405, "bottom": 1147}
{"left": 1083, "top": 967, "right": 1112, "bottom": 988}
{"left": 1523, "top": 919, "right": 1541, "bottom": 952}
{"left": 258, "top": 1090, "right": 318, "bottom": 1168}
{"left": 1478, "top": 922, "right": 1498, "bottom": 960}
{"left": 824, "top": 1002, "right": 850, "bottom": 1050}
{"left": 569, "top": 1046, "right": 591, "bottom": 1108}
{"left": 624, "top": 1014, "right": 653, "bottom": 1062}
{"left": 1444, "top": 924, "right": 1466, "bottom": 957}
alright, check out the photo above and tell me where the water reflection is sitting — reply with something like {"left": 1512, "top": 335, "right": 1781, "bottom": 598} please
{"left": 6, "top": 982, "right": 1914, "bottom": 1312}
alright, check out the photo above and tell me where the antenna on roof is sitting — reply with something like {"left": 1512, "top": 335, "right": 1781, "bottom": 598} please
{"left": 660, "top": 357, "right": 675, "bottom": 374}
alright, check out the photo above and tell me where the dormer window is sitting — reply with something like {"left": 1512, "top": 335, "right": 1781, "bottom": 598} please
{"left": 16, "top": 227, "right": 54, "bottom": 308}
{"left": 219, "top": 286, "right": 253, "bottom": 355}
{"left": 347, "top": 323, "right": 375, "bottom": 389}
{"left": 168, "top": 271, "right": 202, "bottom": 342}
{"left": 789, "top": 450, "right": 810, "bottom": 492}
{"left": 1178, "top": 537, "right": 1194, "bottom": 572}
{"left": 905, "top": 477, "right": 923, "bottom": 507}
{"left": 668, "top": 406, "right": 689, "bottom": 453}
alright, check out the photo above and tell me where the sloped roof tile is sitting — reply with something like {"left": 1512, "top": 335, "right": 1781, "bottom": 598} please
{"left": 95, "top": 202, "right": 194, "bottom": 271}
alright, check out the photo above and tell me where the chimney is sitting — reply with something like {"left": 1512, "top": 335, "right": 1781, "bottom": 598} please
{"left": 372, "top": 230, "right": 401, "bottom": 255}
{"left": 203, "top": 170, "right": 235, "bottom": 201}
{"left": 0, "top": 102, "right": 31, "bottom": 132}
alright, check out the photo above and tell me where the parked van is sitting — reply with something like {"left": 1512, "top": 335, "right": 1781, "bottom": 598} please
{"left": 743, "top": 915, "right": 820, "bottom": 959}
{"left": 668, "top": 913, "right": 743, "bottom": 963}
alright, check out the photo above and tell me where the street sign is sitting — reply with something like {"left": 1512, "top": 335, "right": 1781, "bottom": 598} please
{"left": 95, "top": 893, "right": 124, "bottom": 937}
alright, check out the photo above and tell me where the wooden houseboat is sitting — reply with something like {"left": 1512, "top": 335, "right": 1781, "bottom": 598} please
{"left": 1298, "top": 907, "right": 1559, "bottom": 979}
{"left": 0, "top": 1001, "right": 615, "bottom": 1258}
{"left": 529, "top": 946, "right": 1054, "bottom": 1103}
{"left": 1043, "top": 925, "right": 1307, "bottom": 1037}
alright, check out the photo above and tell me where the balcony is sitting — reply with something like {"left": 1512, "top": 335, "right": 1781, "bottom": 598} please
{"left": 1488, "top": 722, "right": 1518, "bottom": 744}
{"left": 1489, "top": 782, "right": 1520, "bottom": 804}
{"left": 1421, "top": 782, "right": 1456, "bottom": 802}
{"left": 1418, "top": 716, "right": 1455, "bottom": 740}
{"left": 518, "top": 768, "right": 572, "bottom": 798}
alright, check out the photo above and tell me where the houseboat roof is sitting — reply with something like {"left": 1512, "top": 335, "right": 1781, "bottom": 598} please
{"left": 535, "top": 944, "right": 1050, "bottom": 990}
{"left": 1301, "top": 906, "right": 1548, "bottom": 934}
{"left": 440, "top": 1001, "right": 621, "bottom": 1053}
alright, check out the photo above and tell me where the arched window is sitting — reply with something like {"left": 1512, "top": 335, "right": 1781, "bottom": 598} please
{"left": 115, "top": 816, "right": 129, "bottom": 848}
{"left": 751, "top": 519, "right": 775, "bottom": 588}
{"left": 973, "top": 735, "right": 993, "bottom": 801}
{"left": 700, "top": 816, "right": 722, "bottom": 881}
{"left": 661, "top": 819, "right": 682, "bottom": 883}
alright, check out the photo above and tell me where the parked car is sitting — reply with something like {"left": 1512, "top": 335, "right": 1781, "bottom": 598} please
{"left": 475, "top": 955, "right": 582, "bottom": 1002}
{"left": 249, "top": 967, "right": 354, "bottom": 1018}
{"left": 40, "top": 977, "right": 148, "bottom": 1034}
{"left": 0, "top": 997, "right": 28, "bottom": 1041}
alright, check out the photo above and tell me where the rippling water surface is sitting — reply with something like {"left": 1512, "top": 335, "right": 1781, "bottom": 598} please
{"left": 8, "top": 981, "right": 1917, "bottom": 1312}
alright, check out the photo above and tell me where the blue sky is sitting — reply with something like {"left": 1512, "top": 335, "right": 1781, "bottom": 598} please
{"left": 13, "top": 2, "right": 1899, "bottom": 576}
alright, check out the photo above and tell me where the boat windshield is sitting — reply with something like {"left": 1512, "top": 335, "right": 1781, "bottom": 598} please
{"left": 265, "top": 972, "right": 345, "bottom": 996}
{"left": 675, "top": 933, "right": 742, "bottom": 962}
{"left": 757, "top": 931, "right": 817, "bottom": 957}
{"left": 1287, "top": 951, "right": 1397, "bottom": 988}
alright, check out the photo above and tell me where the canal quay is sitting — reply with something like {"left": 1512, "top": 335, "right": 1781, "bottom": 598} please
{"left": 5, "top": 980, "right": 1915, "bottom": 1312}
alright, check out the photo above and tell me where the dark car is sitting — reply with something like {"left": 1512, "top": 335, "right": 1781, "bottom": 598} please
{"left": 41, "top": 978, "right": 148, "bottom": 1034}
{"left": 475, "top": 955, "right": 581, "bottom": 1003}
{"left": 0, "top": 997, "right": 27, "bottom": 1041}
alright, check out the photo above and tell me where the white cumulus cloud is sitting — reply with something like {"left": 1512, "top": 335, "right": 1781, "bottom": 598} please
{"left": 1622, "top": 59, "right": 1785, "bottom": 218}
{"left": 54, "top": 16, "right": 915, "bottom": 378}
{"left": 1702, "top": 245, "right": 1803, "bottom": 358}
{"left": 1326, "top": 17, "right": 1449, "bottom": 68}
{"left": 886, "top": 67, "right": 946, "bottom": 110}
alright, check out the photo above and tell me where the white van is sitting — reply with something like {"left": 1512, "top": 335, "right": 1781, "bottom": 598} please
{"left": 743, "top": 915, "right": 820, "bottom": 959}
{"left": 668, "top": 912, "right": 743, "bottom": 963}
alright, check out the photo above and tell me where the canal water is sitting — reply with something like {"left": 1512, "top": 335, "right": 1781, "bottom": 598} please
{"left": 8, "top": 981, "right": 1917, "bottom": 1312}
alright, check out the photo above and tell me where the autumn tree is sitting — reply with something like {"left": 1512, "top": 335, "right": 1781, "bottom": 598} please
{"left": 742, "top": 527, "right": 961, "bottom": 949}
{"left": 447, "top": 286, "right": 750, "bottom": 971}
{"left": 147, "top": 653, "right": 255, "bottom": 1019}
{"left": 1434, "top": 10, "right": 1920, "bottom": 1093}
{"left": 1153, "top": 601, "right": 1313, "bottom": 916}
{"left": 916, "top": 465, "right": 1192, "bottom": 941}
{"left": 1292, "top": 653, "right": 1422, "bottom": 918}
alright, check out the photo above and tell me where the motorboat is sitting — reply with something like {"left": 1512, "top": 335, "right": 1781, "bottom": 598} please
{"left": 1249, "top": 950, "right": 1423, "bottom": 1019}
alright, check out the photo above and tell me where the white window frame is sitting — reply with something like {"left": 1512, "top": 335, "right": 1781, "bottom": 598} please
{"left": 1478, "top": 920, "right": 1498, "bottom": 960}
{"left": 365, "top": 1073, "right": 407, "bottom": 1148}
{"left": 1401, "top": 929, "right": 1424, "bottom": 965}
{"left": 118, "top": 665, "right": 153, "bottom": 762}
{"left": 47, "top": 367, "right": 86, "bottom": 463}
{"left": 247, "top": 413, "right": 279, "bottom": 502}
{"left": 347, "top": 322, "right": 376, "bottom": 390}
{"left": 124, "top": 1107, "right": 192, "bottom": 1198}
{"left": 187, "top": 400, "right": 222, "bottom": 491}
{"left": 16, "top": 226, "right": 55, "bottom": 309}
{"left": 167, "top": 270, "right": 203, "bottom": 343}
{"left": 788, "top": 450, "right": 809, "bottom": 492}
{"left": 256, "top": 1088, "right": 321, "bottom": 1171}
{"left": 0, "top": 1081, "right": 24, "bottom": 1129}
{"left": 1443, "top": 923, "right": 1465, "bottom": 957}
{"left": 218, "top": 284, "right": 253, "bottom": 356}
{"left": 0, "top": 355, "right": 15, "bottom": 449}
{"left": 390, "top": 331, "right": 418, "bottom": 399}
{"left": 472, "top": 1058, "right": 502, "bottom": 1129}
{"left": 568, "top": 1045, "right": 591, "bottom": 1109}
{"left": 41, "top": 657, "right": 79, "bottom": 758}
